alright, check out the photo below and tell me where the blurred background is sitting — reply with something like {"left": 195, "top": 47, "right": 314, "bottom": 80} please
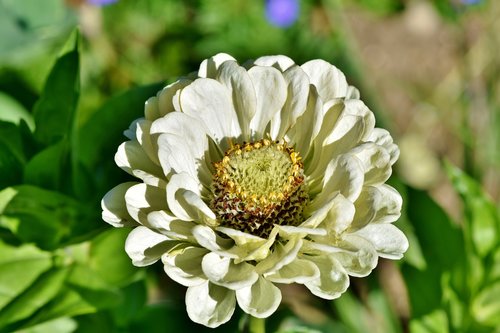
{"left": 0, "top": 0, "right": 498, "bottom": 332}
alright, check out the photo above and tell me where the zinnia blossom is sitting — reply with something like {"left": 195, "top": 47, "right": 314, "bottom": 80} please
{"left": 102, "top": 54, "right": 408, "bottom": 328}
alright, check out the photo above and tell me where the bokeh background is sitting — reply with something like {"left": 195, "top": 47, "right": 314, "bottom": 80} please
{"left": 0, "top": 0, "right": 498, "bottom": 332}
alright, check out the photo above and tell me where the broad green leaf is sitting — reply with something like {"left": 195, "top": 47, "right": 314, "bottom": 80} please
{"left": 472, "top": 281, "right": 500, "bottom": 327}
{"left": 0, "top": 241, "right": 51, "bottom": 311}
{"left": 445, "top": 162, "right": 499, "bottom": 257}
{"left": 0, "top": 141, "right": 23, "bottom": 189}
{"left": 66, "top": 264, "right": 121, "bottom": 311}
{"left": 402, "top": 188, "right": 467, "bottom": 318}
{"left": 332, "top": 291, "right": 370, "bottom": 333}
{"left": 23, "top": 141, "right": 68, "bottom": 191}
{"left": 89, "top": 228, "right": 141, "bottom": 287}
{"left": 0, "top": 185, "right": 95, "bottom": 249}
{"left": 409, "top": 309, "right": 449, "bottom": 333}
{"left": 13, "top": 317, "right": 77, "bottom": 333}
{"left": 77, "top": 82, "right": 164, "bottom": 169}
{"left": 110, "top": 281, "right": 147, "bottom": 327}
{"left": 24, "top": 288, "right": 99, "bottom": 327}
{"left": 0, "top": 268, "right": 68, "bottom": 328}
{"left": 32, "top": 31, "right": 79, "bottom": 147}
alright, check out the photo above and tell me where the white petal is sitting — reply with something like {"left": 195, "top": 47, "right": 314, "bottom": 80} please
{"left": 301, "top": 59, "right": 349, "bottom": 101}
{"left": 101, "top": 182, "right": 139, "bottom": 227}
{"left": 322, "top": 194, "right": 355, "bottom": 234}
{"left": 186, "top": 281, "right": 236, "bottom": 328}
{"left": 144, "top": 96, "right": 160, "bottom": 121}
{"left": 180, "top": 78, "right": 240, "bottom": 146}
{"left": 236, "top": 276, "right": 282, "bottom": 318}
{"left": 332, "top": 234, "right": 378, "bottom": 277}
{"left": 304, "top": 256, "right": 349, "bottom": 300}
{"left": 151, "top": 112, "right": 211, "bottom": 182}
{"left": 216, "top": 227, "right": 277, "bottom": 262}
{"left": 368, "top": 128, "right": 400, "bottom": 165}
{"left": 115, "top": 140, "right": 165, "bottom": 186}
{"left": 353, "top": 224, "right": 409, "bottom": 259}
{"left": 316, "top": 154, "right": 364, "bottom": 206}
{"left": 351, "top": 185, "right": 402, "bottom": 230}
{"left": 166, "top": 173, "right": 215, "bottom": 222}
{"left": 198, "top": 53, "right": 236, "bottom": 78}
{"left": 125, "top": 183, "right": 167, "bottom": 224}
{"left": 215, "top": 60, "right": 257, "bottom": 140}
{"left": 135, "top": 119, "right": 160, "bottom": 166}
{"left": 346, "top": 85, "right": 360, "bottom": 100}
{"left": 157, "top": 79, "right": 192, "bottom": 117}
{"left": 192, "top": 225, "right": 239, "bottom": 258}
{"left": 125, "top": 226, "right": 172, "bottom": 266}
{"left": 162, "top": 245, "right": 208, "bottom": 286}
{"left": 272, "top": 65, "right": 311, "bottom": 139}
{"left": 265, "top": 258, "right": 319, "bottom": 284}
{"left": 350, "top": 142, "right": 392, "bottom": 186}
{"left": 253, "top": 55, "right": 296, "bottom": 71}
{"left": 146, "top": 210, "right": 196, "bottom": 240}
{"left": 286, "top": 85, "right": 323, "bottom": 157}
{"left": 202, "top": 253, "right": 258, "bottom": 290}
{"left": 248, "top": 66, "right": 287, "bottom": 139}
{"left": 256, "top": 238, "right": 303, "bottom": 274}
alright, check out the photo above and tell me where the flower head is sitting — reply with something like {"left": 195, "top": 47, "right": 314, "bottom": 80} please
{"left": 102, "top": 54, "right": 408, "bottom": 328}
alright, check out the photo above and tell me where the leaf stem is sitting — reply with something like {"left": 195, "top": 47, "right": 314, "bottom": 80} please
{"left": 249, "top": 316, "right": 265, "bottom": 333}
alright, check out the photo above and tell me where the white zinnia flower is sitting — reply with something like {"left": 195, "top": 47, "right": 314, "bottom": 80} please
{"left": 102, "top": 54, "right": 408, "bottom": 328}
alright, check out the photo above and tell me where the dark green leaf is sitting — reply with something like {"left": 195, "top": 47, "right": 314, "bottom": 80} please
{"left": 23, "top": 141, "right": 68, "bottom": 191}
{"left": 402, "top": 188, "right": 467, "bottom": 318}
{"left": 77, "top": 82, "right": 164, "bottom": 169}
{"left": 32, "top": 31, "right": 79, "bottom": 147}
{"left": 0, "top": 185, "right": 95, "bottom": 250}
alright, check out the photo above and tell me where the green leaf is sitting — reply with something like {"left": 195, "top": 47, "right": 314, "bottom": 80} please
{"left": 77, "top": 82, "right": 164, "bottom": 169}
{"left": 13, "top": 317, "right": 77, "bottom": 333}
{"left": 402, "top": 188, "right": 467, "bottom": 318}
{"left": 409, "top": 309, "right": 449, "bottom": 333}
{"left": 445, "top": 162, "right": 499, "bottom": 257}
{"left": 0, "top": 92, "right": 34, "bottom": 130}
{"left": 0, "top": 268, "right": 68, "bottom": 329}
{"left": 0, "top": 241, "right": 52, "bottom": 312}
{"left": 32, "top": 31, "right": 79, "bottom": 147}
{"left": 66, "top": 264, "right": 121, "bottom": 311}
{"left": 110, "top": 281, "right": 147, "bottom": 326}
{"left": 472, "top": 281, "right": 500, "bottom": 327}
{"left": 23, "top": 141, "right": 68, "bottom": 191}
{"left": 89, "top": 228, "right": 141, "bottom": 287}
{"left": 0, "top": 185, "right": 95, "bottom": 249}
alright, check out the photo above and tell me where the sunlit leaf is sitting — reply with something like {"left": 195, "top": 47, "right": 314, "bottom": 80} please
{"left": 472, "top": 281, "right": 500, "bottom": 327}
{"left": 0, "top": 268, "right": 68, "bottom": 329}
{"left": 409, "top": 309, "right": 449, "bottom": 333}
{"left": 13, "top": 317, "right": 77, "bottom": 333}
{"left": 0, "top": 241, "right": 52, "bottom": 312}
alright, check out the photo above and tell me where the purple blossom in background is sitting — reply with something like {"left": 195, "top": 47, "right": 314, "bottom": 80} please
{"left": 265, "top": 0, "right": 300, "bottom": 28}
{"left": 87, "top": 0, "right": 118, "bottom": 6}
{"left": 460, "top": 0, "right": 482, "bottom": 4}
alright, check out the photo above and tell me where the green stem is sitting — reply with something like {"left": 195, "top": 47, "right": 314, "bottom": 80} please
{"left": 248, "top": 316, "right": 265, "bottom": 333}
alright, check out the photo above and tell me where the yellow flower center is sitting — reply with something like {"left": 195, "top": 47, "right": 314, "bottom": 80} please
{"left": 211, "top": 139, "right": 308, "bottom": 237}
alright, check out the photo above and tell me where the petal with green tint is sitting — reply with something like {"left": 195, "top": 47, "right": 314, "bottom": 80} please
{"left": 125, "top": 226, "right": 173, "bottom": 266}
{"left": 186, "top": 281, "right": 236, "bottom": 328}
{"left": 201, "top": 253, "right": 258, "bottom": 290}
{"left": 332, "top": 234, "right": 378, "bottom": 277}
{"left": 236, "top": 276, "right": 281, "bottom": 318}
{"left": 265, "top": 258, "right": 319, "bottom": 284}
{"left": 304, "top": 256, "right": 349, "bottom": 300}
{"left": 162, "top": 245, "right": 208, "bottom": 287}
{"left": 353, "top": 224, "right": 409, "bottom": 260}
